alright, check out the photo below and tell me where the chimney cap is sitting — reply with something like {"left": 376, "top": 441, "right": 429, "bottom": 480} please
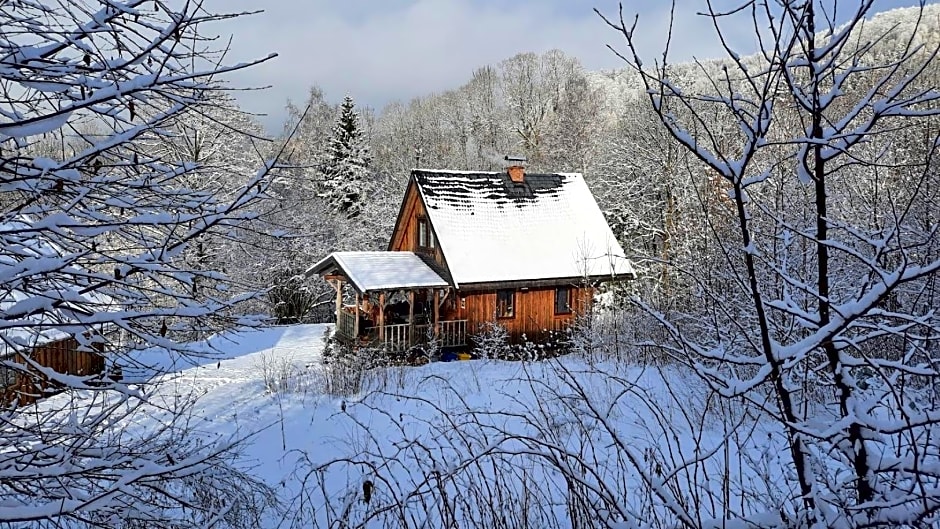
{"left": 504, "top": 154, "right": 527, "bottom": 164}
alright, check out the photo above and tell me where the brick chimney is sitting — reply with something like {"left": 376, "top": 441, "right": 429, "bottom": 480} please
{"left": 505, "top": 155, "right": 526, "bottom": 183}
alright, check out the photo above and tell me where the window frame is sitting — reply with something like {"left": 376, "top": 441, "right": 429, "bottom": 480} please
{"left": 416, "top": 216, "right": 435, "bottom": 250}
{"left": 417, "top": 217, "right": 428, "bottom": 248}
{"left": 554, "top": 287, "right": 572, "bottom": 315}
{"left": 496, "top": 289, "right": 515, "bottom": 319}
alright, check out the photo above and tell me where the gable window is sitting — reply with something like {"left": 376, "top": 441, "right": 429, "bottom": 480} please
{"left": 496, "top": 289, "right": 515, "bottom": 318}
{"left": 554, "top": 287, "right": 571, "bottom": 315}
{"left": 417, "top": 217, "right": 435, "bottom": 249}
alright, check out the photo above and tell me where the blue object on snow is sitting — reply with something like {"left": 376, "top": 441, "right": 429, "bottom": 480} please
{"left": 440, "top": 351, "right": 458, "bottom": 362}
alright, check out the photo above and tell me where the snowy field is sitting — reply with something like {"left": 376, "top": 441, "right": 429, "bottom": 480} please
{"left": 90, "top": 324, "right": 793, "bottom": 528}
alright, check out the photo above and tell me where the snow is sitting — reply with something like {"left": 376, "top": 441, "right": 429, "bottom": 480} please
{"left": 413, "top": 170, "right": 635, "bottom": 286}
{"left": 74, "top": 324, "right": 790, "bottom": 528}
{"left": 0, "top": 111, "right": 72, "bottom": 139}
{"left": 307, "top": 251, "right": 449, "bottom": 292}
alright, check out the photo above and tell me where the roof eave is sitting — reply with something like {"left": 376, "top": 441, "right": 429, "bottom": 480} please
{"left": 304, "top": 254, "right": 338, "bottom": 279}
{"left": 387, "top": 176, "right": 418, "bottom": 252}
{"left": 455, "top": 272, "right": 635, "bottom": 292}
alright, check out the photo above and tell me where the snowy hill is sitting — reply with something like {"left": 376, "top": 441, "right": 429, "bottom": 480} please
{"left": 103, "top": 324, "right": 791, "bottom": 528}
{"left": 585, "top": 2, "right": 940, "bottom": 120}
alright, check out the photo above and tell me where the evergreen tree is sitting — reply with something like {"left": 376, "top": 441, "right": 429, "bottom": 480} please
{"left": 320, "top": 96, "right": 372, "bottom": 219}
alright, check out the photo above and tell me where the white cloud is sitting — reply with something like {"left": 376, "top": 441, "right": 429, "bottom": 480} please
{"left": 204, "top": 0, "right": 929, "bottom": 131}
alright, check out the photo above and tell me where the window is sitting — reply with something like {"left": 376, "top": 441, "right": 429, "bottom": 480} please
{"left": 554, "top": 287, "right": 571, "bottom": 315}
{"left": 417, "top": 218, "right": 427, "bottom": 247}
{"left": 496, "top": 289, "right": 515, "bottom": 318}
{"left": 417, "top": 217, "right": 435, "bottom": 249}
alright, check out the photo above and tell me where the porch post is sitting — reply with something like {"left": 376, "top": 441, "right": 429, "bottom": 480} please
{"left": 433, "top": 289, "right": 440, "bottom": 339}
{"left": 378, "top": 292, "right": 386, "bottom": 342}
{"left": 334, "top": 279, "right": 343, "bottom": 321}
{"left": 353, "top": 292, "right": 360, "bottom": 339}
{"left": 408, "top": 290, "right": 415, "bottom": 345}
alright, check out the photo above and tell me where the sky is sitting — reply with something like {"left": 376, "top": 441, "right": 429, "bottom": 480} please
{"left": 207, "top": 0, "right": 934, "bottom": 132}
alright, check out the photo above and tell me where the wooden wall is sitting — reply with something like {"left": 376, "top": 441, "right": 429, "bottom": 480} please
{"left": 388, "top": 181, "right": 447, "bottom": 269}
{"left": 1, "top": 336, "right": 106, "bottom": 406}
{"left": 451, "top": 286, "right": 593, "bottom": 344}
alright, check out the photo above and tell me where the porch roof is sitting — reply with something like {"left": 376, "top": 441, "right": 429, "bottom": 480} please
{"left": 307, "top": 251, "right": 450, "bottom": 293}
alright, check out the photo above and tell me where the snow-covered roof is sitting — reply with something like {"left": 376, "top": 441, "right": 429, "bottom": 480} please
{"left": 1, "top": 294, "right": 72, "bottom": 357}
{"left": 413, "top": 170, "right": 635, "bottom": 286}
{"left": 308, "top": 251, "right": 450, "bottom": 293}
{"left": 1, "top": 220, "right": 114, "bottom": 357}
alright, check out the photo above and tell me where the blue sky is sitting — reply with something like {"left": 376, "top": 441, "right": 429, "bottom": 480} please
{"left": 208, "top": 0, "right": 935, "bottom": 131}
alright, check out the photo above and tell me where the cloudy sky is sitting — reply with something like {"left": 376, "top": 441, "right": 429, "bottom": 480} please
{"left": 207, "top": 0, "right": 932, "bottom": 131}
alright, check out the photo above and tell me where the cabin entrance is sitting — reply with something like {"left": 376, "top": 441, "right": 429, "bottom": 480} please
{"left": 333, "top": 287, "right": 467, "bottom": 352}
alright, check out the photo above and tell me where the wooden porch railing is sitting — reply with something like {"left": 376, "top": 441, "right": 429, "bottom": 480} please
{"left": 337, "top": 309, "right": 356, "bottom": 340}
{"left": 363, "top": 319, "right": 468, "bottom": 352}
{"left": 438, "top": 320, "right": 467, "bottom": 348}
{"left": 381, "top": 323, "right": 411, "bottom": 352}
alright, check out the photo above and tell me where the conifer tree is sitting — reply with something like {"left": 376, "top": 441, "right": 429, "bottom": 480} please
{"left": 320, "top": 96, "right": 372, "bottom": 219}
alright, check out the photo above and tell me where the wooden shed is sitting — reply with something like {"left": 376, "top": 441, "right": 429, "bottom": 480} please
{"left": 1, "top": 334, "right": 106, "bottom": 406}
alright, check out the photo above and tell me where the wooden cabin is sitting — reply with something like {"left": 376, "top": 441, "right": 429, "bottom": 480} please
{"left": 308, "top": 160, "right": 635, "bottom": 353}
{"left": 1, "top": 220, "right": 112, "bottom": 406}
{"left": 1, "top": 334, "right": 106, "bottom": 406}
{"left": 1, "top": 308, "right": 111, "bottom": 406}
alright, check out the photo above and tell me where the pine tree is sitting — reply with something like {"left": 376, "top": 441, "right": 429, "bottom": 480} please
{"left": 320, "top": 96, "right": 372, "bottom": 219}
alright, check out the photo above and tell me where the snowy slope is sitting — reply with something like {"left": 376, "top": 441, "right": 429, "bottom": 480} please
{"left": 102, "top": 324, "right": 791, "bottom": 528}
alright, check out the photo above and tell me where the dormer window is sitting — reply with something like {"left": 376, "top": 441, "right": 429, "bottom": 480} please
{"left": 417, "top": 216, "right": 435, "bottom": 250}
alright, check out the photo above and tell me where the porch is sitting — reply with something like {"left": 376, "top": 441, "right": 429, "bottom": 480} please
{"left": 308, "top": 251, "right": 466, "bottom": 352}
{"left": 336, "top": 310, "right": 468, "bottom": 351}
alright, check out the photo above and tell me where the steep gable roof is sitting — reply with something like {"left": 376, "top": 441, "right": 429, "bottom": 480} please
{"left": 412, "top": 169, "right": 634, "bottom": 287}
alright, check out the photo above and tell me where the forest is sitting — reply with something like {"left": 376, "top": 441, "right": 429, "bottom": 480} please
{"left": 2, "top": 0, "right": 940, "bottom": 528}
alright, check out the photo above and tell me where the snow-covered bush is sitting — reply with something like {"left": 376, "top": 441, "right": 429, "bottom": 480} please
{"left": 267, "top": 269, "right": 329, "bottom": 324}
{"left": 259, "top": 352, "right": 321, "bottom": 396}
{"left": 319, "top": 331, "right": 389, "bottom": 397}
{"left": 470, "top": 321, "right": 512, "bottom": 360}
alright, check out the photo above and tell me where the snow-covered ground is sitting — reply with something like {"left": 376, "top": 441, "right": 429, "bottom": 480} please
{"left": 108, "top": 324, "right": 788, "bottom": 528}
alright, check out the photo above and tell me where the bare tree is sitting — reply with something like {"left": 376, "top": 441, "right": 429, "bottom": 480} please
{"left": 1, "top": 0, "right": 281, "bottom": 525}
{"left": 597, "top": 0, "right": 940, "bottom": 525}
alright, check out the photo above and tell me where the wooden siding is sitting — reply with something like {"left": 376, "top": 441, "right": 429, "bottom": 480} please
{"left": 451, "top": 286, "right": 593, "bottom": 344}
{"left": 388, "top": 180, "right": 448, "bottom": 270}
{"left": 1, "top": 337, "right": 106, "bottom": 406}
